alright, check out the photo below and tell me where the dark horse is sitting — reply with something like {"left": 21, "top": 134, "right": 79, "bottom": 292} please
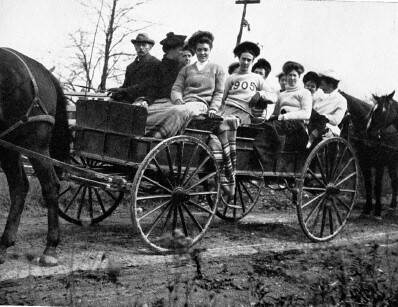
{"left": 340, "top": 91, "right": 398, "bottom": 218}
{"left": 0, "top": 48, "right": 70, "bottom": 265}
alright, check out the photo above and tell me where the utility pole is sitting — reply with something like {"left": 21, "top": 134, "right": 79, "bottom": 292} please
{"left": 235, "top": 0, "right": 260, "bottom": 46}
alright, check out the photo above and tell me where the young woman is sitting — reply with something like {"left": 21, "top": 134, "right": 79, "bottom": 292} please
{"left": 171, "top": 30, "right": 225, "bottom": 119}
{"left": 217, "top": 41, "right": 277, "bottom": 125}
{"left": 254, "top": 61, "right": 312, "bottom": 165}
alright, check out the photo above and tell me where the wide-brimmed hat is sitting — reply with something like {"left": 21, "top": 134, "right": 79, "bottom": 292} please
{"left": 131, "top": 33, "right": 155, "bottom": 45}
{"left": 160, "top": 32, "right": 187, "bottom": 51}
{"left": 233, "top": 41, "right": 260, "bottom": 58}
{"left": 187, "top": 30, "right": 214, "bottom": 49}
{"left": 319, "top": 69, "right": 341, "bottom": 81}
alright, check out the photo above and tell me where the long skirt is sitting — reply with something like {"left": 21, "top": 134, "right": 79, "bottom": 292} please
{"left": 145, "top": 100, "right": 207, "bottom": 138}
{"left": 253, "top": 119, "right": 308, "bottom": 165}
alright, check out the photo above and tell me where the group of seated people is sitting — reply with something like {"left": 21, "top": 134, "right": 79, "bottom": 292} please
{"left": 108, "top": 30, "right": 347, "bottom": 164}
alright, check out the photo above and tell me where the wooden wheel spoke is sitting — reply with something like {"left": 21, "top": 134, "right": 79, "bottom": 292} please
{"left": 63, "top": 185, "right": 83, "bottom": 213}
{"left": 237, "top": 182, "right": 245, "bottom": 213}
{"left": 137, "top": 194, "right": 172, "bottom": 201}
{"left": 307, "top": 168, "right": 326, "bottom": 188}
{"left": 305, "top": 196, "right": 325, "bottom": 226}
{"left": 303, "top": 186, "right": 327, "bottom": 192}
{"left": 302, "top": 192, "right": 325, "bottom": 210}
{"left": 330, "top": 197, "right": 343, "bottom": 225}
{"left": 104, "top": 190, "right": 117, "bottom": 201}
{"left": 142, "top": 175, "right": 172, "bottom": 193}
{"left": 178, "top": 205, "right": 189, "bottom": 236}
{"left": 330, "top": 145, "right": 348, "bottom": 181}
{"left": 77, "top": 187, "right": 87, "bottom": 220}
{"left": 182, "top": 202, "right": 203, "bottom": 232}
{"left": 315, "top": 153, "right": 328, "bottom": 185}
{"left": 176, "top": 142, "right": 184, "bottom": 186}
{"left": 145, "top": 202, "right": 171, "bottom": 238}
{"left": 138, "top": 200, "right": 170, "bottom": 221}
{"left": 335, "top": 171, "right": 356, "bottom": 187}
{"left": 332, "top": 194, "right": 352, "bottom": 211}
{"left": 172, "top": 203, "right": 178, "bottom": 232}
{"left": 181, "top": 144, "right": 199, "bottom": 185}
{"left": 165, "top": 146, "right": 176, "bottom": 185}
{"left": 183, "top": 156, "right": 211, "bottom": 188}
{"left": 240, "top": 180, "right": 255, "bottom": 203}
{"left": 186, "top": 199, "right": 213, "bottom": 215}
{"left": 320, "top": 200, "right": 328, "bottom": 237}
{"left": 70, "top": 155, "right": 80, "bottom": 165}
{"left": 59, "top": 185, "right": 72, "bottom": 197}
{"left": 333, "top": 158, "right": 354, "bottom": 185}
{"left": 94, "top": 188, "right": 107, "bottom": 214}
{"left": 185, "top": 171, "right": 217, "bottom": 190}
{"left": 151, "top": 158, "right": 173, "bottom": 189}
{"left": 160, "top": 203, "right": 174, "bottom": 234}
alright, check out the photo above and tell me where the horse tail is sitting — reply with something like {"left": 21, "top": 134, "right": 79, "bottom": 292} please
{"left": 49, "top": 74, "right": 71, "bottom": 164}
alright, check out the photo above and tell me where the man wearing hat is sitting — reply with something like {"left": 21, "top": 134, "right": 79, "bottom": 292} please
{"left": 144, "top": 32, "right": 193, "bottom": 138}
{"left": 312, "top": 69, "right": 347, "bottom": 137}
{"left": 108, "top": 33, "right": 160, "bottom": 102}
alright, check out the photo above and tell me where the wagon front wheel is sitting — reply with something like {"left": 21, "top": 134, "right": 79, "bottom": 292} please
{"left": 297, "top": 138, "right": 359, "bottom": 242}
{"left": 131, "top": 135, "right": 220, "bottom": 253}
{"left": 58, "top": 155, "right": 124, "bottom": 226}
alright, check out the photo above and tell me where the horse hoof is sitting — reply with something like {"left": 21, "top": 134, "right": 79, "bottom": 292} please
{"left": 39, "top": 254, "right": 58, "bottom": 267}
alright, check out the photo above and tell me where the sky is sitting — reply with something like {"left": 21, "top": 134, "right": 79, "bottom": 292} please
{"left": 1, "top": 0, "right": 398, "bottom": 100}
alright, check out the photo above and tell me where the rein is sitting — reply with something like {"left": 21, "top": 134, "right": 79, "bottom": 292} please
{"left": 0, "top": 48, "right": 55, "bottom": 139}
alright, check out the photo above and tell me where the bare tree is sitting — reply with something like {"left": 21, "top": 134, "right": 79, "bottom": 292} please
{"left": 63, "top": 0, "right": 154, "bottom": 92}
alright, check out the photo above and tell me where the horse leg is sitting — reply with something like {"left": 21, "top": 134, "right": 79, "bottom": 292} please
{"left": 374, "top": 165, "right": 384, "bottom": 218}
{"left": 28, "top": 155, "right": 61, "bottom": 266}
{"left": 361, "top": 164, "right": 373, "bottom": 215}
{"left": 387, "top": 162, "right": 398, "bottom": 210}
{"left": 0, "top": 152, "right": 29, "bottom": 264}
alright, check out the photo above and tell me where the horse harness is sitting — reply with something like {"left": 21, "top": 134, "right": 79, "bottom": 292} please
{"left": 0, "top": 47, "right": 55, "bottom": 139}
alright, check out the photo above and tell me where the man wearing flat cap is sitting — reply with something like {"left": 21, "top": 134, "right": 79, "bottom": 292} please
{"left": 312, "top": 69, "right": 347, "bottom": 137}
{"left": 108, "top": 33, "right": 160, "bottom": 102}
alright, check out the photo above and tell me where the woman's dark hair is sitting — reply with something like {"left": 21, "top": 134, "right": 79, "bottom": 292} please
{"left": 252, "top": 58, "right": 271, "bottom": 75}
{"left": 276, "top": 72, "right": 285, "bottom": 80}
{"left": 228, "top": 62, "right": 240, "bottom": 75}
{"left": 282, "top": 61, "right": 305, "bottom": 76}
{"left": 303, "top": 71, "right": 321, "bottom": 88}
{"left": 182, "top": 44, "right": 194, "bottom": 56}
{"left": 188, "top": 31, "right": 214, "bottom": 50}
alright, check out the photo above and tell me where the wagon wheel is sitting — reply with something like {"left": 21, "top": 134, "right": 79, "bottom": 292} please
{"left": 297, "top": 137, "right": 359, "bottom": 242}
{"left": 217, "top": 155, "right": 264, "bottom": 221}
{"left": 58, "top": 155, "right": 124, "bottom": 226}
{"left": 131, "top": 135, "right": 220, "bottom": 253}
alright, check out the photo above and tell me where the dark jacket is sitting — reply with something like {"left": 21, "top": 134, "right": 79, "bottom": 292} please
{"left": 145, "top": 57, "right": 185, "bottom": 105}
{"left": 121, "top": 53, "right": 160, "bottom": 102}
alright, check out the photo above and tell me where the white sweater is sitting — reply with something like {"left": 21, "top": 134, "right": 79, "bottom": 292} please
{"left": 272, "top": 85, "right": 312, "bottom": 120}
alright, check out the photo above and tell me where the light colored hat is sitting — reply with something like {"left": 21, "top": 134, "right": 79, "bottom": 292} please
{"left": 319, "top": 69, "right": 341, "bottom": 81}
{"left": 131, "top": 33, "right": 155, "bottom": 45}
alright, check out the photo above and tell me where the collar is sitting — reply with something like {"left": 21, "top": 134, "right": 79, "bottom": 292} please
{"left": 196, "top": 60, "right": 209, "bottom": 71}
{"left": 136, "top": 53, "right": 151, "bottom": 62}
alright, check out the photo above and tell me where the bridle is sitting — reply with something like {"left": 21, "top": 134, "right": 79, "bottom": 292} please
{"left": 0, "top": 48, "right": 55, "bottom": 139}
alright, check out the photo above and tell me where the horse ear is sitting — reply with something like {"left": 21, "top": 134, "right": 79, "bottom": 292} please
{"left": 372, "top": 94, "right": 379, "bottom": 104}
{"left": 388, "top": 90, "right": 395, "bottom": 100}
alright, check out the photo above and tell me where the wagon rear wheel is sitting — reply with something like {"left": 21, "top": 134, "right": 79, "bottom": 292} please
{"left": 297, "top": 137, "right": 359, "bottom": 242}
{"left": 217, "top": 156, "right": 264, "bottom": 221}
{"left": 131, "top": 135, "right": 220, "bottom": 253}
{"left": 58, "top": 155, "right": 124, "bottom": 226}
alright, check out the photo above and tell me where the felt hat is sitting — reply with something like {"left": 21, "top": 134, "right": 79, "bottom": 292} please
{"left": 131, "top": 33, "right": 155, "bottom": 45}
{"left": 187, "top": 30, "right": 214, "bottom": 49}
{"left": 233, "top": 41, "right": 260, "bottom": 58}
{"left": 160, "top": 32, "right": 187, "bottom": 50}
{"left": 319, "top": 69, "right": 341, "bottom": 81}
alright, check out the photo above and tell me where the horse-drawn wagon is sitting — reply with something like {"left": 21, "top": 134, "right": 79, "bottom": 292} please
{"left": 57, "top": 95, "right": 360, "bottom": 253}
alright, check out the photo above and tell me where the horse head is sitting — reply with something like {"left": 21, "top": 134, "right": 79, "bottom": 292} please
{"left": 367, "top": 91, "right": 397, "bottom": 139}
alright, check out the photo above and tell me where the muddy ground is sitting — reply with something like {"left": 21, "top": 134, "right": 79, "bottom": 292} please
{"left": 1, "top": 187, "right": 398, "bottom": 306}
